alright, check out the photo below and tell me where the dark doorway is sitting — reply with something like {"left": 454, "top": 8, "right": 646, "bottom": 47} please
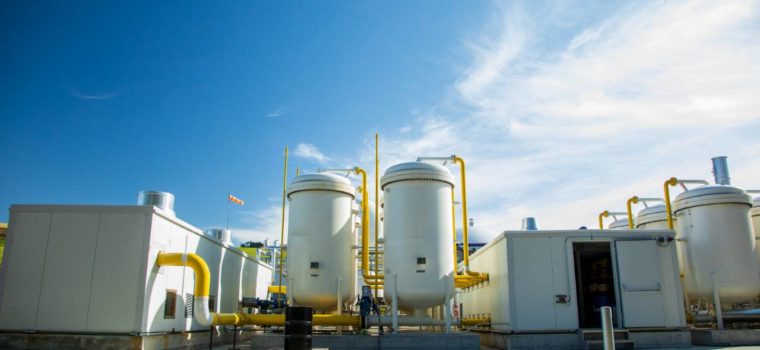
{"left": 573, "top": 242, "right": 617, "bottom": 328}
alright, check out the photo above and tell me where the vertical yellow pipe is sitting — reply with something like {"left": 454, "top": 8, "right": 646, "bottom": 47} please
{"left": 452, "top": 189, "right": 459, "bottom": 276}
{"left": 356, "top": 167, "right": 383, "bottom": 285}
{"left": 374, "top": 133, "right": 380, "bottom": 297}
{"left": 452, "top": 155, "right": 486, "bottom": 280}
{"left": 626, "top": 196, "right": 639, "bottom": 229}
{"left": 664, "top": 177, "right": 678, "bottom": 230}
{"left": 277, "top": 146, "right": 288, "bottom": 308}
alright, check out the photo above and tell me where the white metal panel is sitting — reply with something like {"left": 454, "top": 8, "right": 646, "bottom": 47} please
{"left": 143, "top": 214, "right": 189, "bottom": 333}
{"left": 509, "top": 236, "right": 557, "bottom": 330}
{"left": 86, "top": 212, "right": 148, "bottom": 332}
{"left": 0, "top": 211, "right": 52, "bottom": 330}
{"left": 616, "top": 240, "right": 666, "bottom": 328}
{"left": 219, "top": 250, "right": 244, "bottom": 313}
{"left": 550, "top": 236, "right": 578, "bottom": 329}
{"left": 188, "top": 235, "right": 223, "bottom": 313}
{"left": 36, "top": 212, "right": 100, "bottom": 331}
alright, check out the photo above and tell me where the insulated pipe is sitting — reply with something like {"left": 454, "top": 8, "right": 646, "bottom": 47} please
{"left": 663, "top": 178, "right": 709, "bottom": 230}
{"left": 354, "top": 167, "right": 383, "bottom": 285}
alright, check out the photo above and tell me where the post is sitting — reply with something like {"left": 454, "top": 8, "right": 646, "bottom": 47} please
{"left": 711, "top": 272, "right": 724, "bottom": 330}
{"left": 601, "top": 306, "right": 615, "bottom": 350}
{"left": 392, "top": 275, "right": 399, "bottom": 333}
{"left": 278, "top": 146, "right": 289, "bottom": 308}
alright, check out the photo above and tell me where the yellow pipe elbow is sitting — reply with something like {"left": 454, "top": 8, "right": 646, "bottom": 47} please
{"left": 598, "top": 210, "right": 609, "bottom": 230}
{"left": 156, "top": 252, "right": 210, "bottom": 297}
{"left": 626, "top": 196, "right": 639, "bottom": 229}
{"left": 664, "top": 177, "right": 678, "bottom": 230}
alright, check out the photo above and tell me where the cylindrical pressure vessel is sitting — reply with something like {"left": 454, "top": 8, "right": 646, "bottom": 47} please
{"left": 608, "top": 219, "right": 629, "bottom": 230}
{"left": 673, "top": 185, "right": 760, "bottom": 303}
{"left": 286, "top": 173, "right": 356, "bottom": 312}
{"left": 381, "top": 162, "right": 455, "bottom": 313}
{"left": 635, "top": 205, "right": 670, "bottom": 230}
{"left": 636, "top": 205, "right": 688, "bottom": 274}
{"left": 752, "top": 197, "right": 760, "bottom": 264}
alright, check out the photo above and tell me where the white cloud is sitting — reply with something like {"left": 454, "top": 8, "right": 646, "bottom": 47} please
{"left": 362, "top": 0, "right": 760, "bottom": 242}
{"left": 293, "top": 142, "right": 332, "bottom": 163}
{"left": 231, "top": 205, "right": 288, "bottom": 246}
{"left": 70, "top": 88, "right": 118, "bottom": 100}
{"left": 266, "top": 106, "right": 287, "bottom": 118}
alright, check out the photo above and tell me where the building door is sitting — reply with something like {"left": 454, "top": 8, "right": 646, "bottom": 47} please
{"left": 615, "top": 240, "right": 666, "bottom": 328}
{"left": 573, "top": 242, "right": 617, "bottom": 328}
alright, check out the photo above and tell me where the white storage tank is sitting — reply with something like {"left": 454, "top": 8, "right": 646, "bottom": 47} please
{"left": 286, "top": 173, "right": 356, "bottom": 312}
{"left": 673, "top": 185, "right": 759, "bottom": 303}
{"left": 635, "top": 205, "right": 670, "bottom": 229}
{"left": 608, "top": 218, "right": 629, "bottom": 230}
{"left": 752, "top": 197, "right": 760, "bottom": 263}
{"left": 381, "top": 162, "right": 455, "bottom": 314}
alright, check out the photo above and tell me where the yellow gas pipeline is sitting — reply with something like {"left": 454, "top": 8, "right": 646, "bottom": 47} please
{"left": 663, "top": 177, "right": 709, "bottom": 229}
{"left": 451, "top": 155, "right": 488, "bottom": 286}
{"left": 355, "top": 167, "right": 383, "bottom": 286}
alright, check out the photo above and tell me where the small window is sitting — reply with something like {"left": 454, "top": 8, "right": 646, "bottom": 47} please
{"left": 416, "top": 257, "right": 427, "bottom": 264}
{"left": 164, "top": 290, "right": 177, "bottom": 319}
{"left": 185, "top": 293, "right": 194, "bottom": 318}
{"left": 310, "top": 262, "right": 319, "bottom": 269}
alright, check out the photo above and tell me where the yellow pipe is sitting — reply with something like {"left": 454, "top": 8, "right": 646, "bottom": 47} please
{"left": 461, "top": 317, "right": 491, "bottom": 326}
{"left": 452, "top": 156, "right": 487, "bottom": 281}
{"left": 626, "top": 196, "right": 639, "bottom": 229}
{"left": 598, "top": 210, "right": 609, "bottom": 230}
{"left": 157, "top": 252, "right": 210, "bottom": 297}
{"left": 374, "top": 133, "right": 380, "bottom": 297}
{"left": 355, "top": 167, "right": 384, "bottom": 285}
{"left": 663, "top": 177, "right": 678, "bottom": 229}
{"left": 268, "top": 285, "right": 286, "bottom": 294}
{"left": 278, "top": 146, "right": 288, "bottom": 308}
{"left": 240, "top": 313, "right": 361, "bottom": 328}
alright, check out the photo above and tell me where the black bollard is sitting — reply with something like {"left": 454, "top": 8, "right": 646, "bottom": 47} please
{"left": 284, "top": 306, "right": 313, "bottom": 350}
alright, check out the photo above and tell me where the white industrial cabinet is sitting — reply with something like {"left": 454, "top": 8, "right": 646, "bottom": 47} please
{"left": 459, "top": 230, "right": 685, "bottom": 331}
{"left": 0, "top": 205, "right": 272, "bottom": 334}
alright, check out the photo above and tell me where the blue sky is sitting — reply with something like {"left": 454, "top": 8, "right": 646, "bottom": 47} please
{"left": 2, "top": 1, "right": 759, "bottom": 244}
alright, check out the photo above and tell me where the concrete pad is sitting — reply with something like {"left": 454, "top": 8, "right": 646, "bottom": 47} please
{"left": 249, "top": 332, "right": 480, "bottom": 350}
{"left": 690, "top": 329, "right": 760, "bottom": 346}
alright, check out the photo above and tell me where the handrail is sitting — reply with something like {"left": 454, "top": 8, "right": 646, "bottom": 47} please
{"left": 663, "top": 178, "right": 709, "bottom": 229}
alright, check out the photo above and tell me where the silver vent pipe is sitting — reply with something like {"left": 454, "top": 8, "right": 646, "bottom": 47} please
{"left": 711, "top": 156, "right": 731, "bottom": 185}
{"left": 137, "top": 190, "right": 175, "bottom": 215}
{"left": 521, "top": 217, "right": 538, "bottom": 231}
{"left": 205, "top": 228, "right": 232, "bottom": 245}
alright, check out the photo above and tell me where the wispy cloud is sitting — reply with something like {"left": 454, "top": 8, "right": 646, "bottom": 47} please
{"left": 230, "top": 205, "right": 287, "bottom": 245}
{"left": 293, "top": 142, "right": 332, "bottom": 163}
{"left": 266, "top": 106, "right": 287, "bottom": 118}
{"left": 360, "top": 0, "right": 760, "bottom": 241}
{"left": 70, "top": 89, "right": 118, "bottom": 100}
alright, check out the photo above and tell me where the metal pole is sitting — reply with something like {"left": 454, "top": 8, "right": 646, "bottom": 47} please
{"left": 444, "top": 276, "right": 452, "bottom": 333}
{"left": 374, "top": 133, "right": 380, "bottom": 299}
{"left": 601, "top": 306, "right": 615, "bottom": 350}
{"left": 712, "top": 272, "right": 724, "bottom": 329}
{"left": 278, "top": 146, "right": 289, "bottom": 308}
{"left": 226, "top": 193, "right": 230, "bottom": 230}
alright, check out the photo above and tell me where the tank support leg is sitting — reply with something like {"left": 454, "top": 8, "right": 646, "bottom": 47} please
{"left": 711, "top": 272, "right": 724, "bottom": 329}
{"left": 337, "top": 278, "right": 343, "bottom": 335}
{"left": 392, "top": 274, "right": 399, "bottom": 333}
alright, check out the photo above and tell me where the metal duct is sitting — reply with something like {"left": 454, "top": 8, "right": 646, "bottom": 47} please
{"left": 711, "top": 156, "right": 731, "bottom": 185}
{"left": 137, "top": 190, "right": 175, "bottom": 215}
{"left": 521, "top": 217, "right": 538, "bottom": 231}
